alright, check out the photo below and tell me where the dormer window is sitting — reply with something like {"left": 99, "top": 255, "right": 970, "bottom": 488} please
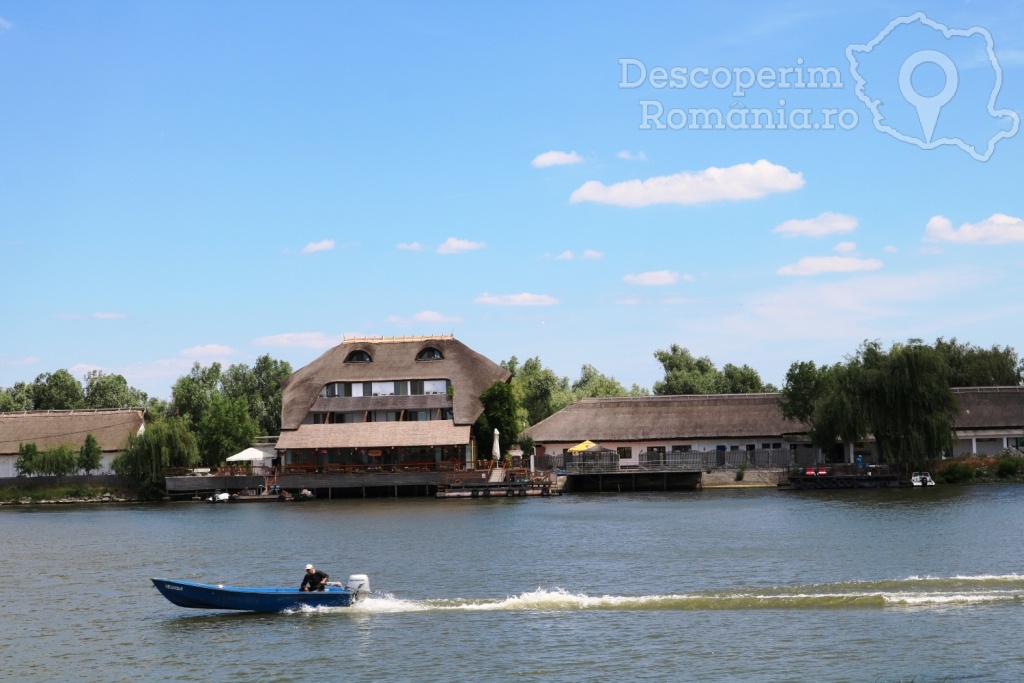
{"left": 417, "top": 347, "right": 443, "bottom": 361}
{"left": 345, "top": 350, "right": 372, "bottom": 363}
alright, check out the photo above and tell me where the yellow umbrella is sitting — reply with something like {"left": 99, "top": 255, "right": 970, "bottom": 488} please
{"left": 567, "top": 440, "right": 597, "bottom": 453}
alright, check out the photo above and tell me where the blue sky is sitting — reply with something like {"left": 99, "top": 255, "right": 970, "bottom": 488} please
{"left": 2, "top": 1, "right": 1023, "bottom": 399}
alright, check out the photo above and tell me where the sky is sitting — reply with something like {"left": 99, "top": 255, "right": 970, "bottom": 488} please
{"left": 2, "top": 1, "right": 1024, "bottom": 400}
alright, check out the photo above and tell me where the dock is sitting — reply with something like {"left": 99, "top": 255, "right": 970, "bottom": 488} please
{"left": 786, "top": 465, "right": 901, "bottom": 490}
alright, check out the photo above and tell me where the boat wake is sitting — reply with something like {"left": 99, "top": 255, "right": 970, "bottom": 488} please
{"left": 313, "top": 574, "right": 1024, "bottom": 614}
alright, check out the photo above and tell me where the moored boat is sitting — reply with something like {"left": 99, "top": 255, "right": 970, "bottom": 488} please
{"left": 151, "top": 574, "right": 370, "bottom": 612}
{"left": 911, "top": 472, "right": 936, "bottom": 487}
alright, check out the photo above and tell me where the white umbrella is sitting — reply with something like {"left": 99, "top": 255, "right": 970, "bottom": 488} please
{"left": 226, "top": 447, "right": 268, "bottom": 462}
{"left": 492, "top": 428, "right": 500, "bottom": 462}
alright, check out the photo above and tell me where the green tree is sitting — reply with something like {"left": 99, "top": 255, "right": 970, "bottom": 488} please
{"left": 933, "top": 337, "right": 1023, "bottom": 387}
{"left": 32, "top": 369, "right": 85, "bottom": 410}
{"left": 15, "top": 442, "right": 39, "bottom": 476}
{"left": 78, "top": 433, "right": 103, "bottom": 474}
{"left": 857, "top": 340, "right": 957, "bottom": 473}
{"left": 505, "top": 356, "right": 575, "bottom": 426}
{"left": 221, "top": 354, "right": 293, "bottom": 435}
{"left": 36, "top": 443, "right": 79, "bottom": 477}
{"left": 112, "top": 418, "right": 200, "bottom": 497}
{"left": 778, "top": 360, "right": 834, "bottom": 426}
{"left": 198, "top": 393, "right": 257, "bottom": 467}
{"left": 2, "top": 382, "right": 35, "bottom": 411}
{"left": 652, "top": 345, "right": 722, "bottom": 395}
{"left": 474, "top": 381, "right": 521, "bottom": 460}
{"left": 572, "top": 364, "right": 629, "bottom": 398}
{"left": 83, "top": 371, "right": 148, "bottom": 408}
{"left": 721, "top": 363, "right": 777, "bottom": 393}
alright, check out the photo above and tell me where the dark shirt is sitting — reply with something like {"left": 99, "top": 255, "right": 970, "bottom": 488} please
{"left": 301, "top": 569, "right": 329, "bottom": 590}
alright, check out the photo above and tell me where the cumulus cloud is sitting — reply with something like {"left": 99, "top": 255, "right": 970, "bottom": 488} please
{"left": 0, "top": 16, "right": 11, "bottom": 31}
{"left": 0, "top": 355, "right": 40, "bottom": 366}
{"left": 616, "top": 150, "right": 648, "bottom": 161}
{"left": 93, "top": 312, "right": 127, "bottom": 320}
{"left": 884, "top": 245, "right": 899, "bottom": 253}
{"left": 180, "top": 344, "right": 236, "bottom": 358}
{"left": 532, "top": 150, "right": 583, "bottom": 168}
{"left": 437, "top": 237, "right": 485, "bottom": 254}
{"left": 397, "top": 242, "right": 424, "bottom": 251}
{"left": 569, "top": 160, "right": 803, "bottom": 207}
{"left": 555, "top": 250, "right": 574, "bottom": 260}
{"left": 387, "top": 310, "right": 462, "bottom": 324}
{"left": 623, "top": 270, "right": 679, "bottom": 286}
{"left": 774, "top": 211, "right": 858, "bottom": 238}
{"left": 925, "top": 214, "right": 1024, "bottom": 244}
{"left": 834, "top": 242, "right": 857, "bottom": 254}
{"left": 303, "top": 239, "right": 335, "bottom": 253}
{"left": 254, "top": 332, "right": 344, "bottom": 349}
{"left": 475, "top": 292, "right": 558, "bottom": 306}
{"left": 582, "top": 249, "right": 604, "bottom": 260}
{"left": 777, "top": 256, "right": 883, "bottom": 276}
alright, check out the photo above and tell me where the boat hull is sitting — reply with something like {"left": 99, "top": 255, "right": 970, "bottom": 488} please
{"left": 152, "top": 578, "right": 354, "bottom": 612}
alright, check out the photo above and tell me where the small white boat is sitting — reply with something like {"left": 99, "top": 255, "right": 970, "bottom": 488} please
{"left": 911, "top": 472, "right": 935, "bottom": 487}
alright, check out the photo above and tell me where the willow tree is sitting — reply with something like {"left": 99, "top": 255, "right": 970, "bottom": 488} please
{"left": 857, "top": 340, "right": 957, "bottom": 473}
{"left": 112, "top": 418, "right": 199, "bottom": 498}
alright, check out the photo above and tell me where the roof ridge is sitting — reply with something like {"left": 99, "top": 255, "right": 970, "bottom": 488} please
{"left": 344, "top": 335, "right": 455, "bottom": 344}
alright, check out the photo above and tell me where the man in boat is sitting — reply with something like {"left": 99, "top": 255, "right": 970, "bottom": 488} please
{"left": 300, "top": 563, "right": 329, "bottom": 591}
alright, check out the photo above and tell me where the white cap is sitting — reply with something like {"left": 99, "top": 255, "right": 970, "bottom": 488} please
{"left": 305, "top": 564, "right": 313, "bottom": 570}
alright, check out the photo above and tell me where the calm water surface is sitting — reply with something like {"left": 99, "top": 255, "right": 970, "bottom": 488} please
{"left": 3, "top": 486, "right": 1024, "bottom": 682}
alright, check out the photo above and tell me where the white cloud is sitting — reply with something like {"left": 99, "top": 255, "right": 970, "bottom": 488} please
{"left": 254, "top": 332, "right": 344, "bottom": 349}
{"left": 180, "top": 344, "right": 236, "bottom": 358}
{"left": 777, "top": 256, "right": 883, "bottom": 276}
{"left": 531, "top": 150, "right": 583, "bottom": 168}
{"left": 925, "top": 214, "right": 1024, "bottom": 244}
{"left": 833, "top": 242, "right": 857, "bottom": 254}
{"left": 70, "top": 363, "right": 103, "bottom": 377}
{"left": 774, "top": 212, "right": 858, "bottom": 238}
{"left": 569, "top": 160, "right": 804, "bottom": 207}
{"left": 93, "top": 312, "right": 127, "bottom": 320}
{"left": 0, "top": 16, "right": 11, "bottom": 31}
{"left": 437, "top": 237, "right": 485, "bottom": 254}
{"left": 660, "top": 297, "right": 699, "bottom": 304}
{"left": 884, "top": 245, "right": 899, "bottom": 253}
{"left": 555, "top": 250, "right": 574, "bottom": 260}
{"left": 582, "top": 249, "right": 604, "bottom": 260}
{"left": 397, "top": 242, "right": 424, "bottom": 251}
{"left": 475, "top": 292, "right": 559, "bottom": 306}
{"left": 623, "top": 270, "right": 679, "bottom": 286}
{"left": 616, "top": 150, "right": 648, "bottom": 161}
{"left": 387, "top": 310, "right": 462, "bottom": 324}
{"left": 302, "top": 239, "right": 335, "bottom": 253}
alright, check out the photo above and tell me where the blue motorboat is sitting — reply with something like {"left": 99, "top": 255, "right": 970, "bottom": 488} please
{"left": 151, "top": 574, "right": 370, "bottom": 612}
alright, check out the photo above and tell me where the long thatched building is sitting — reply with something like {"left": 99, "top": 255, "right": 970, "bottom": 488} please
{"left": 524, "top": 387, "right": 1024, "bottom": 465}
{"left": 275, "top": 335, "right": 510, "bottom": 469}
{"left": 0, "top": 408, "right": 146, "bottom": 477}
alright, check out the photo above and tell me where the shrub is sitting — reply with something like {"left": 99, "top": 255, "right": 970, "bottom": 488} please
{"left": 937, "top": 461, "right": 977, "bottom": 484}
{"left": 995, "top": 455, "right": 1023, "bottom": 479}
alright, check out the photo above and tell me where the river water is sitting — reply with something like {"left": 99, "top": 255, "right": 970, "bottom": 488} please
{"left": 3, "top": 485, "right": 1024, "bottom": 682}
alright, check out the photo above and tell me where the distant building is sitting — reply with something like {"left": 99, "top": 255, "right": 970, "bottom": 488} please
{"left": 275, "top": 335, "right": 510, "bottom": 469}
{"left": 0, "top": 408, "right": 147, "bottom": 478}
{"left": 524, "top": 387, "right": 1024, "bottom": 465}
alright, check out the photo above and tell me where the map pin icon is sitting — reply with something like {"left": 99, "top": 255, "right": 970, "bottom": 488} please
{"left": 899, "top": 50, "right": 958, "bottom": 143}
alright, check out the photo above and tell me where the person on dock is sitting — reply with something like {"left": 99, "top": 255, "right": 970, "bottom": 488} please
{"left": 300, "top": 563, "right": 329, "bottom": 591}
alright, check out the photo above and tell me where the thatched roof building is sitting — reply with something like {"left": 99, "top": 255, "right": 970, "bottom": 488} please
{"left": 0, "top": 408, "right": 146, "bottom": 477}
{"left": 276, "top": 336, "right": 509, "bottom": 463}
{"left": 524, "top": 387, "right": 1024, "bottom": 461}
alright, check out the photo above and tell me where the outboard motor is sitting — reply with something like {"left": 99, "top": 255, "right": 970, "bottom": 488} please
{"left": 346, "top": 574, "right": 370, "bottom": 601}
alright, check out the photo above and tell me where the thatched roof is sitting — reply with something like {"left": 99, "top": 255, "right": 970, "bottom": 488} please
{"left": 524, "top": 387, "right": 1024, "bottom": 444}
{"left": 277, "top": 422, "right": 471, "bottom": 450}
{"left": 280, "top": 336, "right": 510, "bottom": 430}
{"left": 952, "top": 387, "right": 1024, "bottom": 429}
{"left": 525, "top": 394, "right": 805, "bottom": 442}
{"left": 0, "top": 409, "right": 146, "bottom": 455}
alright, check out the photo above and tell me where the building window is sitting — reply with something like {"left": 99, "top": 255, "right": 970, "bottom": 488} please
{"left": 617, "top": 446, "right": 632, "bottom": 459}
{"left": 671, "top": 445, "right": 691, "bottom": 452}
{"left": 372, "top": 382, "right": 395, "bottom": 396}
{"left": 313, "top": 413, "right": 326, "bottom": 424}
{"left": 417, "top": 347, "right": 443, "bottom": 361}
{"left": 423, "top": 379, "right": 448, "bottom": 394}
{"left": 345, "top": 350, "right": 372, "bottom": 363}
